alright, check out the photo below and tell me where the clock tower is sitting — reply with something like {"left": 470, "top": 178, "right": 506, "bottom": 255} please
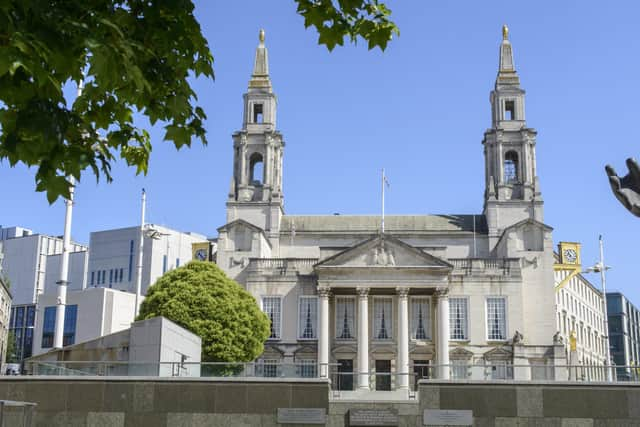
{"left": 483, "top": 26, "right": 544, "bottom": 249}
{"left": 226, "top": 30, "right": 285, "bottom": 249}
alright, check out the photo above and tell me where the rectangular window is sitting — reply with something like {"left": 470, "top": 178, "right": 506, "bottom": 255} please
{"left": 128, "top": 239, "right": 134, "bottom": 282}
{"left": 109, "top": 269, "right": 113, "bottom": 284}
{"left": 298, "top": 297, "right": 318, "bottom": 339}
{"left": 373, "top": 298, "right": 393, "bottom": 340}
{"left": 490, "top": 361, "right": 513, "bottom": 380}
{"left": 253, "top": 103, "right": 264, "bottom": 123}
{"left": 487, "top": 297, "right": 507, "bottom": 341}
{"left": 263, "top": 297, "right": 281, "bottom": 340}
{"left": 41, "top": 307, "right": 56, "bottom": 348}
{"left": 411, "top": 297, "right": 431, "bottom": 340}
{"left": 258, "top": 359, "right": 278, "bottom": 377}
{"left": 23, "top": 328, "right": 33, "bottom": 359}
{"left": 504, "top": 100, "right": 515, "bottom": 120}
{"left": 63, "top": 305, "right": 78, "bottom": 346}
{"left": 162, "top": 255, "right": 168, "bottom": 274}
{"left": 449, "top": 298, "right": 468, "bottom": 340}
{"left": 26, "top": 306, "right": 35, "bottom": 327}
{"left": 15, "top": 307, "right": 25, "bottom": 328}
{"left": 335, "top": 297, "right": 356, "bottom": 340}
{"left": 176, "top": 258, "right": 180, "bottom": 268}
{"left": 297, "top": 359, "right": 317, "bottom": 378}
{"left": 119, "top": 268, "right": 124, "bottom": 283}
{"left": 90, "top": 271, "right": 95, "bottom": 286}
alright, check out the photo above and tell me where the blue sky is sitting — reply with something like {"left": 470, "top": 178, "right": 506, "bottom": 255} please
{"left": 1, "top": 1, "right": 638, "bottom": 302}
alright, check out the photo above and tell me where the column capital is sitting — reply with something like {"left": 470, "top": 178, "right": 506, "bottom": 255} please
{"left": 396, "top": 287, "right": 410, "bottom": 298}
{"left": 356, "top": 287, "right": 370, "bottom": 297}
{"left": 434, "top": 288, "right": 449, "bottom": 299}
{"left": 317, "top": 286, "right": 331, "bottom": 298}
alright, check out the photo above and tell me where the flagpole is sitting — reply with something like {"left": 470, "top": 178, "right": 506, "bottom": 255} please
{"left": 381, "top": 168, "right": 385, "bottom": 234}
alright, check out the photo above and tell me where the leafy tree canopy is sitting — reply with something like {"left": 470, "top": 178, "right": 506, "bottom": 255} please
{"left": 137, "top": 261, "right": 270, "bottom": 363}
{"left": 0, "top": 1, "right": 398, "bottom": 203}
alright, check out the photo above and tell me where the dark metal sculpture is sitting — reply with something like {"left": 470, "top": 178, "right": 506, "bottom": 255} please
{"left": 605, "top": 158, "right": 640, "bottom": 217}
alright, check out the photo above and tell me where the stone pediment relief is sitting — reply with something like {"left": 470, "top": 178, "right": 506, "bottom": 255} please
{"left": 483, "top": 346, "right": 513, "bottom": 360}
{"left": 450, "top": 347, "right": 474, "bottom": 360}
{"left": 294, "top": 345, "right": 317, "bottom": 356}
{"left": 315, "top": 234, "right": 452, "bottom": 270}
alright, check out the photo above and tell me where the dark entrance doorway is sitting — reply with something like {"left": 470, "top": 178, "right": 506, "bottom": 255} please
{"left": 375, "top": 360, "right": 391, "bottom": 391}
{"left": 337, "top": 359, "right": 353, "bottom": 391}
{"left": 413, "top": 360, "right": 430, "bottom": 390}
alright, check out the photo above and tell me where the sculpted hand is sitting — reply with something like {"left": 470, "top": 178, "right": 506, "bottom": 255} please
{"left": 605, "top": 158, "right": 640, "bottom": 217}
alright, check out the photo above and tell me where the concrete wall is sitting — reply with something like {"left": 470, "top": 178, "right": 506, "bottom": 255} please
{"left": 43, "top": 251, "right": 88, "bottom": 294}
{"left": 0, "top": 378, "right": 329, "bottom": 427}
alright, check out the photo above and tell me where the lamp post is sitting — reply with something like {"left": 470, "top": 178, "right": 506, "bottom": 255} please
{"left": 134, "top": 189, "right": 146, "bottom": 319}
{"left": 583, "top": 235, "right": 613, "bottom": 382}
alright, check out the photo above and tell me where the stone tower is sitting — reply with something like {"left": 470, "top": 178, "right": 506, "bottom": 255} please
{"left": 227, "top": 30, "right": 284, "bottom": 249}
{"left": 483, "top": 25, "right": 543, "bottom": 250}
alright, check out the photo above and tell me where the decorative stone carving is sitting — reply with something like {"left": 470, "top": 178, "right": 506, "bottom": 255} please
{"left": 433, "top": 288, "right": 449, "bottom": 299}
{"left": 373, "top": 242, "right": 395, "bottom": 266}
{"left": 356, "top": 287, "right": 369, "bottom": 297}
{"left": 396, "top": 287, "right": 410, "bottom": 298}
{"left": 317, "top": 286, "right": 331, "bottom": 298}
{"left": 606, "top": 158, "right": 640, "bottom": 217}
{"left": 553, "top": 331, "right": 564, "bottom": 345}
{"left": 511, "top": 330, "right": 524, "bottom": 345}
{"left": 230, "top": 256, "right": 248, "bottom": 268}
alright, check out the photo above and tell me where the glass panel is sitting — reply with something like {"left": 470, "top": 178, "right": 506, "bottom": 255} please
{"left": 374, "top": 298, "right": 392, "bottom": 340}
{"left": 335, "top": 298, "right": 355, "bottom": 340}
{"left": 263, "top": 298, "right": 281, "bottom": 339}
{"left": 41, "top": 307, "right": 56, "bottom": 348}
{"left": 449, "top": 298, "right": 468, "bottom": 340}
{"left": 411, "top": 298, "right": 430, "bottom": 340}
{"left": 298, "top": 297, "right": 318, "bottom": 339}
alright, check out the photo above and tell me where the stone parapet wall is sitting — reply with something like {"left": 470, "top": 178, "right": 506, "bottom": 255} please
{"left": 419, "top": 381, "right": 640, "bottom": 426}
{"left": 0, "top": 377, "right": 329, "bottom": 427}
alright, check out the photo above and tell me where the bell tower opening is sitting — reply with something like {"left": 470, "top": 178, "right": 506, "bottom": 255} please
{"left": 250, "top": 152, "right": 264, "bottom": 185}
{"left": 504, "top": 151, "right": 519, "bottom": 184}
{"left": 504, "top": 100, "right": 515, "bottom": 120}
{"left": 253, "top": 104, "right": 264, "bottom": 123}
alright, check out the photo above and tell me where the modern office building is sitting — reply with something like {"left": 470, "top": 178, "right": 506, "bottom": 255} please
{"left": 1, "top": 226, "right": 87, "bottom": 361}
{"left": 87, "top": 224, "right": 208, "bottom": 295}
{"left": 216, "top": 28, "right": 565, "bottom": 391}
{"left": 554, "top": 242, "right": 607, "bottom": 380}
{"left": 606, "top": 292, "right": 640, "bottom": 380}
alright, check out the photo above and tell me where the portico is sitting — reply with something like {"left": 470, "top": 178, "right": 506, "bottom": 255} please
{"left": 314, "top": 234, "right": 453, "bottom": 389}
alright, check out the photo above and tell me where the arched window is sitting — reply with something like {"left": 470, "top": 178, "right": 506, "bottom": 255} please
{"left": 249, "top": 152, "right": 264, "bottom": 185}
{"left": 504, "top": 151, "right": 519, "bottom": 184}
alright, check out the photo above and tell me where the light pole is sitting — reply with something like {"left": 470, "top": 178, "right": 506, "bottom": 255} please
{"left": 583, "top": 235, "right": 613, "bottom": 382}
{"left": 134, "top": 189, "right": 146, "bottom": 319}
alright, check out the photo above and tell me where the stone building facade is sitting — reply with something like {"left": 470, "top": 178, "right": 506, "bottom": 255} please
{"left": 217, "top": 28, "right": 564, "bottom": 390}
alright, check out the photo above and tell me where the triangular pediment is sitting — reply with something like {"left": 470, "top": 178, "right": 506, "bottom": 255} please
{"left": 483, "top": 346, "right": 513, "bottom": 360}
{"left": 450, "top": 347, "right": 474, "bottom": 359}
{"left": 315, "top": 234, "right": 452, "bottom": 270}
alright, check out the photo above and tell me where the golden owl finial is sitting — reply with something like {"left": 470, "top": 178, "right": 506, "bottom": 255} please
{"left": 259, "top": 29, "right": 265, "bottom": 44}
{"left": 502, "top": 25, "right": 509, "bottom": 41}
{"left": 569, "top": 330, "right": 577, "bottom": 352}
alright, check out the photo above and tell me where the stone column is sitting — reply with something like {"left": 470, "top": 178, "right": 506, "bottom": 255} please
{"left": 357, "top": 287, "right": 370, "bottom": 390}
{"left": 435, "top": 289, "right": 450, "bottom": 380}
{"left": 318, "top": 286, "right": 331, "bottom": 378}
{"left": 396, "top": 287, "right": 410, "bottom": 390}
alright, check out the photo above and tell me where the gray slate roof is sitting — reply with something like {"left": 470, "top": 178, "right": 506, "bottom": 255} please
{"left": 281, "top": 215, "right": 487, "bottom": 233}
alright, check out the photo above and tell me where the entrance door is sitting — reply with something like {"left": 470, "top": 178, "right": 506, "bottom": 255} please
{"left": 413, "top": 360, "right": 430, "bottom": 390}
{"left": 375, "top": 360, "right": 391, "bottom": 391}
{"left": 337, "top": 359, "right": 353, "bottom": 391}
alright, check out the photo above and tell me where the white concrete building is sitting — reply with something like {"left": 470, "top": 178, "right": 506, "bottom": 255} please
{"left": 87, "top": 224, "right": 208, "bottom": 295}
{"left": 32, "top": 287, "right": 136, "bottom": 357}
{"left": 216, "top": 28, "right": 564, "bottom": 391}
{"left": 554, "top": 242, "right": 608, "bottom": 379}
{"left": 0, "top": 252, "right": 12, "bottom": 366}
{"left": 27, "top": 316, "right": 201, "bottom": 377}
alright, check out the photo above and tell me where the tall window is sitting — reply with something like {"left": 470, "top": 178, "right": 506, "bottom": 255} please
{"left": 253, "top": 103, "right": 264, "bottom": 123}
{"left": 486, "top": 297, "right": 507, "bottom": 341}
{"left": 504, "top": 151, "right": 519, "bottom": 184}
{"left": 449, "top": 298, "right": 468, "bottom": 340}
{"left": 411, "top": 298, "right": 431, "bottom": 340}
{"left": 263, "top": 297, "right": 281, "bottom": 340}
{"left": 335, "top": 297, "right": 355, "bottom": 340}
{"left": 63, "top": 305, "right": 78, "bottom": 346}
{"left": 41, "top": 307, "right": 56, "bottom": 348}
{"left": 451, "top": 359, "right": 469, "bottom": 379}
{"left": 90, "top": 271, "right": 95, "bottom": 286}
{"left": 250, "top": 153, "right": 264, "bottom": 185}
{"left": 374, "top": 298, "right": 393, "bottom": 340}
{"left": 298, "top": 297, "right": 318, "bottom": 339}
{"left": 128, "top": 239, "right": 135, "bottom": 282}
{"left": 296, "top": 359, "right": 317, "bottom": 378}
{"left": 162, "top": 255, "right": 168, "bottom": 274}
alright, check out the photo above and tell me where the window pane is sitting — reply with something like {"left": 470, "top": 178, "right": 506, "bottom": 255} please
{"left": 41, "top": 307, "right": 56, "bottom": 348}
{"left": 449, "top": 298, "right": 468, "bottom": 340}
{"left": 374, "top": 298, "right": 393, "bottom": 340}
{"left": 298, "top": 297, "right": 318, "bottom": 339}
{"left": 335, "top": 298, "right": 355, "bottom": 340}
{"left": 63, "top": 305, "right": 78, "bottom": 346}
{"left": 487, "top": 298, "right": 507, "bottom": 340}
{"left": 263, "top": 298, "right": 281, "bottom": 339}
{"left": 411, "top": 298, "right": 430, "bottom": 340}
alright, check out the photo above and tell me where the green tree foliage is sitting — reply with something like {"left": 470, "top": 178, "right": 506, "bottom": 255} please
{"left": 137, "top": 261, "right": 270, "bottom": 363}
{"left": 5, "top": 331, "right": 18, "bottom": 364}
{"left": 0, "top": 1, "right": 397, "bottom": 203}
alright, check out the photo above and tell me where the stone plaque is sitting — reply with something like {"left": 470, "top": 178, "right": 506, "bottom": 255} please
{"left": 349, "top": 408, "right": 398, "bottom": 426}
{"left": 423, "top": 409, "right": 472, "bottom": 426}
{"left": 277, "top": 408, "right": 326, "bottom": 424}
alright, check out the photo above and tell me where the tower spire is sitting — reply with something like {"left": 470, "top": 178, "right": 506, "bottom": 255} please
{"left": 497, "top": 24, "right": 520, "bottom": 87}
{"left": 250, "top": 29, "right": 271, "bottom": 91}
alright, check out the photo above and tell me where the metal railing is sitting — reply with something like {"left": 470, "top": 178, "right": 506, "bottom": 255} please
{"left": 22, "top": 361, "right": 637, "bottom": 385}
{"left": 0, "top": 400, "right": 37, "bottom": 427}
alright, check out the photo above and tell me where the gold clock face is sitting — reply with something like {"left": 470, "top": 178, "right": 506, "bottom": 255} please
{"left": 563, "top": 248, "right": 577, "bottom": 264}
